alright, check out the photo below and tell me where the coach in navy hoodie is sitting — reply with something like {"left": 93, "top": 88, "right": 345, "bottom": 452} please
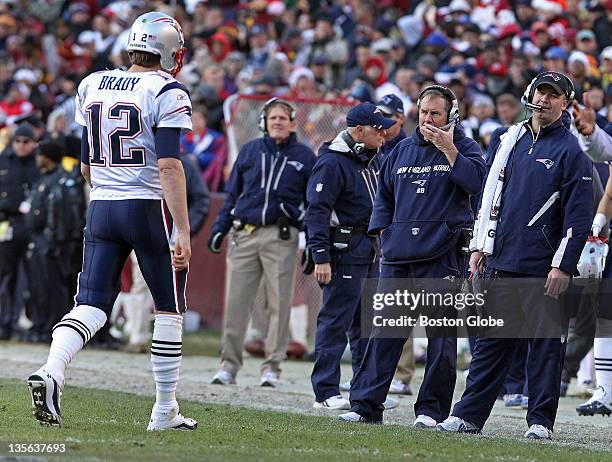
{"left": 339, "top": 86, "right": 486, "bottom": 425}
{"left": 438, "top": 73, "right": 593, "bottom": 439}
{"left": 306, "top": 103, "right": 394, "bottom": 410}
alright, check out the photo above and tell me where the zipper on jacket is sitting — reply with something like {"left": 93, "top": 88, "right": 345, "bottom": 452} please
{"left": 273, "top": 156, "right": 288, "bottom": 190}
{"left": 261, "top": 156, "right": 278, "bottom": 225}
{"left": 527, "top": 124, "right": 541, "bottom": 155}
{"left": 260, "top": 152, "right": 266, "bottom": 189}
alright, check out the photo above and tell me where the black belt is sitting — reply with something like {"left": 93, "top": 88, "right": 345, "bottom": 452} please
{"left": 350, "top": 226, "right": 368, "bottom": 236}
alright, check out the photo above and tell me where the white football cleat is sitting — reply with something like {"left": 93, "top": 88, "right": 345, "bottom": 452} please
{"left": 524, "top": 424, "right": 552, "bottom": 440}
{"left": 27, "top": 367, "right": 62, "bottom": 427}
{"left": 211, "top": 369, "right": 235, "bottom": 385}
{"left": 313, "top": 395, "right": 350, "bottom": 410}
{"left": 413, "top": 414, "right": 437, "bottom": 429}
{"left": 576, "top": 385, "right": 612, "bottom": 416}
{"left": 147, "top": 403, "right": 197, "bottom": 431}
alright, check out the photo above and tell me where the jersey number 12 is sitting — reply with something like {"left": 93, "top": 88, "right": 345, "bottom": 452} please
{"left": 85, "top": 102, "right": 145, "bottom": 167}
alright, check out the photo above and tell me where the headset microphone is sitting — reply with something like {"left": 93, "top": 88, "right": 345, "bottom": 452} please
{"left": 524, "top": 101, "right": 543, "bottom": 112}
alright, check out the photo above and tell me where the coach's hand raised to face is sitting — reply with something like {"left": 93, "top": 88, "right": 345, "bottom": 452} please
{"left": 421, "top": 123, "right": 458, "bottom": 165}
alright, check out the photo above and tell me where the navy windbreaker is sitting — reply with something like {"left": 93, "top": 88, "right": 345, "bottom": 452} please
{"left": 304, "top": 132, "right": 380, "bottom": 265}
{"left": 211, "top": 133, "right": 315, "bottom": 234}
{"left": 485, "top": 118, "right": 593, "bottom": 276}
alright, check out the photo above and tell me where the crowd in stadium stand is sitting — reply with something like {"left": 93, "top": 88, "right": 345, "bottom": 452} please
{"left": 0, "top": 0, "right": 609, "bottom": 189}
{"left": 0, "top": 0, "right": 610, "bottom": 345}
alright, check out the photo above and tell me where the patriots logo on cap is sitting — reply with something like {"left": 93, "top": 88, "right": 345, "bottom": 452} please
{"left": 536, "top": 159, "right": 555, "bottom": 169}
{"left": 542, "top": 73, "right": 561, "bottom": 81}
{"left": 373, "top": 108, "right": 383, "bottom": 115}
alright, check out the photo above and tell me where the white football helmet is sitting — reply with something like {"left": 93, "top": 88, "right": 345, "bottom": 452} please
{"left": 126, "top": 12, "right": 186, "bottom": 76}
{"left": 575, "top": 236, "right": 609, "bottom": 284}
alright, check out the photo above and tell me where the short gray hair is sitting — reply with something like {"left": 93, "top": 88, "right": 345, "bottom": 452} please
{"left": 419, "top": 89, "right": 452, "bottom": 113}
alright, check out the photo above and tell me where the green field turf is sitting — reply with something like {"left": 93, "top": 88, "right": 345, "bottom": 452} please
{"left": 0, "top": 378, "right": 610, "bottom": 462}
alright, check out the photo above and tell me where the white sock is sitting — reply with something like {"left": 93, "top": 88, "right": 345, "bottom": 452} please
{"left": 594, "top": 319, "right": 612, "bottom": 395}
{"left": 45, "top": 305, "right": 107, "bottom": 386}
{"left": 577, "top": 348, "right": 594, "bottom": 384}
{"left": 151, "top": 314, "right": 183, "bottom": 410}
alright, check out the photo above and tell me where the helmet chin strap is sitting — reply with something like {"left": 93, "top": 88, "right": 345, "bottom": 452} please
{"left": 170, "top": 48, "right": 186, "bottom": 77}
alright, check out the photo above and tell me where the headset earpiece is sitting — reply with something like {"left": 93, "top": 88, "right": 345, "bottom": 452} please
{"left": 341, "top": 130, "right": 365, "bottom": 153}
{"left": 259, "top": 98, "right": 297, "bottom": 134}
{"left": 523, "top": 72, "right": 575, "bottom": 113}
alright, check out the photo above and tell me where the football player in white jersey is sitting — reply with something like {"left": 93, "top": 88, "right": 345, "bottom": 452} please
{"left": 27, "top": 12, "right": 197, "bottom": 431}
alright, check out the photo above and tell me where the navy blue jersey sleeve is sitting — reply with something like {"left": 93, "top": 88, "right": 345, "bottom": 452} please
{"left": 304, "top": 155, "right": 344, "bottom": 264}
{"left": 155, "top": 127, "right": 181, "bottom": 159}
{"left": 81, "top": 126, "right": 89, "bottom": 165}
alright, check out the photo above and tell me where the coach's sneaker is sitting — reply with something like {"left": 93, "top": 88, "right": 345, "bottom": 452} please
{"left": 576, "top": 385, "right": 612, "bottom": 416}
{"left": 521, "top": 395, "right": 529, "bottom": 409}
{"left": 27, "top": 367, "right": 62, "bottom": 427}
{"left": 436, "top": 416, "right": 481, "bottom": 434}
{"left": 389, "top": 379, "right": 413, "bottom": 395}
{"left": 383, "top": 397, "right": 399, "bottom": 410}
{"left": 211, "top": 369, "right": 235, "bottom": 385}
{"left": 413, "top": 414, "right": 437, "bottom": 429}
{"left": 340, "top": 380, "right": 351, "bottom": 392}
{"left": 313, "top": 395, "right": 350, "bottom": 410}
{"left": 524, "top": 424, "right": 552, "bottom": 440}
{"left": 504, "top": 394, "right": 523, "bottom": 407}
{"left": 337, "top": 411, "right": 382, "bottom": 424}
{"left": 147, "top": 403, "right": 197, "bottom": 431}
{"left": 260, "top": 370, "right": 280, "bottom": 387}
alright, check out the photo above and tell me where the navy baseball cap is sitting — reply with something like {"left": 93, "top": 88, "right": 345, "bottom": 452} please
{"left": 533, "top": 72, "right": 573, "bottom": 99}
{"left": 377, "top": 94, "right": 405, "bottom": 116}
{"left": 346, "top": 102, "right": 395, "bottom": 129}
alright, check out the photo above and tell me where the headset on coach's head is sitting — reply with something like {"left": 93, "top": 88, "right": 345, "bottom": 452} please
{"left": 521, "top": 72, "right": 575, "bottom": 112}
{"left": 259, "top": 98, "right": 297, "bottom": 134}
{"left": 416, "top": 85, "right": 461, "bottom": 129}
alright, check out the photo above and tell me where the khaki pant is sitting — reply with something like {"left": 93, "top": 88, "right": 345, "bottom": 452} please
{"left": 395, "top": 335, "right": 415, "bottom": 384}
{"left": 221, "top": 225, "right": 298, "bottom": 375}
